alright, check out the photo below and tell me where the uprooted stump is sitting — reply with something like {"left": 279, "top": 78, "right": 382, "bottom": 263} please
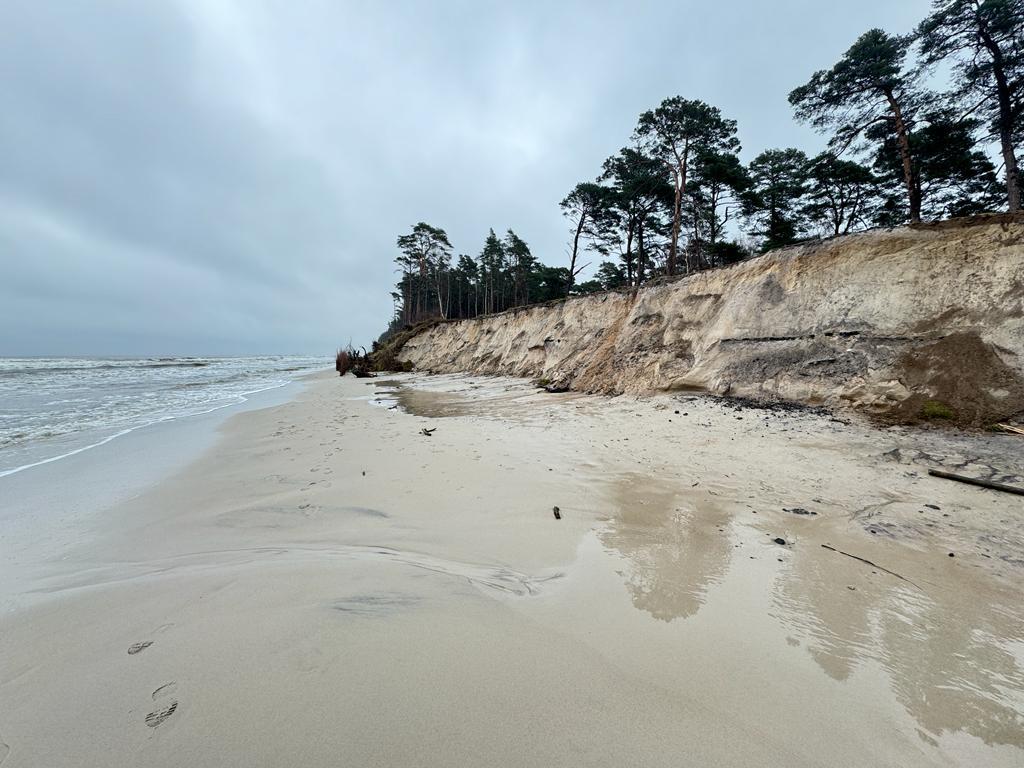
{"left": 336, "top": 346, "right": 375, "bottom": 378}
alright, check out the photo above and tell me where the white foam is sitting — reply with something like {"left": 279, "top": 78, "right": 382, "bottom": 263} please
{"left": 0, "top": 380, "right": 291, "bottom": 479}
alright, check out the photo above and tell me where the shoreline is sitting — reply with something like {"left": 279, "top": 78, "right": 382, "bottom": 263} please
{"left": 1, "top": 372, "right": 1022, "bottom": 766}
{"left": 0, "top": 361, "right": 332, "bottom": 480}
{"left": 0, "top": 378, "right": 300, "bottom": 480}
{"left": 0, "top": 373, "right": 322, "bottom": 611}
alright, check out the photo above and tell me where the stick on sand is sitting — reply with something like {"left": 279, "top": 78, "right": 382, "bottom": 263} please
{"left": 928, "top": 469, "right": 1024, "bottom": 497}
{"left": 820, "top": 544, "right": 923, "bottom": 590}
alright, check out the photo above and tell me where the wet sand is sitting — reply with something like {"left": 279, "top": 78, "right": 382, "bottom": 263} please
{"left": 1, "top": 371, "right": 1022, "bottom": 766}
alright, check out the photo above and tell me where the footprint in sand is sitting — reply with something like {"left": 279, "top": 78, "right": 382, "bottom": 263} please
{"left": 146, "top": 683, "right": 180, "bottom": 726}
{"left": 145, "top": 701, "right": 178, "bottom": 728}
{"left": 152, "top": 682, "right": 177, "bottom": 700}
{"left": 127, "top": 624, "right": 173, "bottom": 656}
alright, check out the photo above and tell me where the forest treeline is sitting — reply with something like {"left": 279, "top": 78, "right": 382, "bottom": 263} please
{"left": 384, "top": 1, "right": 1021, "bottom": 336}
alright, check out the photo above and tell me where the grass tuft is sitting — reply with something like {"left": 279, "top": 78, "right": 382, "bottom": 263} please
{"left": 921, "top": 400, "right": 955, "bottom": 420}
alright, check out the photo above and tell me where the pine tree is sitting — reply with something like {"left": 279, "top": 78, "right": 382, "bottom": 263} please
{"left": 635, "top": 98, "right": 740, "bottom": 274}
{"left": 790, "top": 30, "right": 925, "bottom": 222}
{"left": 743, "top": 149, "right": 810, "bottom": 250}
{"left": 918, "top": 0, "right": 1024, "bottom": 211}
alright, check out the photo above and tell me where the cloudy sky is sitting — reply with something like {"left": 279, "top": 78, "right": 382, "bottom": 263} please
{"left": 0, "top": 0, "right": 932, "bottom": 356}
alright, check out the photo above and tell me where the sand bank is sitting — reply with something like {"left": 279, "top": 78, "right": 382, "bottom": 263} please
{"left": 1, "top": 371, "right": 1022, "bottom": 766}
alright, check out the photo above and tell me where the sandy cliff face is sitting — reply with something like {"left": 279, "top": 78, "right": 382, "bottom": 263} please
{"left": 398, "top": 217, "right": 1024, "bottom": 425}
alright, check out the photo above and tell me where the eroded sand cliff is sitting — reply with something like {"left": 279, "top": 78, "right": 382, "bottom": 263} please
{"left": 399, "top": 215, "right": 1024, "bottom": 425}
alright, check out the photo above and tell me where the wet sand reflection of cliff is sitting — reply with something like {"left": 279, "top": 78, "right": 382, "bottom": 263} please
{"left": 598, "top": 472, "right": 734, "bottom": 622}
{"left": 598, "top": 467, "right": 1024, "bottom": 751}
{"left": 392, "top": 378, "right": 584, "bottom": 424}
{"left": 775, "top": 542, "right": 1024, "bottom": 749}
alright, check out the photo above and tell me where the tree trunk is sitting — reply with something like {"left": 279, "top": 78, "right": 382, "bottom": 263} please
{"left": 403, "top": 268, "right": 411, "bottom": 324}
{"left": 678, "top": 143, "right": 691, "bottom": 273}
{"left": 567, "top": 212, "right": 585, "bottom": 296}
{"left": 978, "top": 21, "right": 1021, "bottom": 211}
{"left": 708, "top": 190, "right": 720, "bottom": 247}
{"left": 637, "top": 222, "right": 646, "bottom": 282}
{"left": 690, "top": 207, "right": 701, "bottom": 271}
{"left": 627, "top": 218, "right": 639, "bottom": 284}
{"left": 884, "top": 88, "right": 921, "bottom": 223}
{"left": 668, "top": 173, "right": 681, "bottom": 276}
{"left": 435, "top": 269, "right": 446, "bottom": 320}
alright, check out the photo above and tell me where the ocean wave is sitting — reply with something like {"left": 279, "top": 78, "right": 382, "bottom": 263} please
{"left": 0, "top": 360, "right": 215, "bottom": 376}
{"left": 0, "top": 357, "right": 329, "bottom": 478}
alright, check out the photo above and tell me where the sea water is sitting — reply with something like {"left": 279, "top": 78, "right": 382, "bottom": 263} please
{"left": 0, "top": 356, "right": 329, "bottom": 477}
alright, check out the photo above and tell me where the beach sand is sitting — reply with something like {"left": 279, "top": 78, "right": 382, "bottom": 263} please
{"left": 1, "top": 371, "right": 1022, "bottom": 767}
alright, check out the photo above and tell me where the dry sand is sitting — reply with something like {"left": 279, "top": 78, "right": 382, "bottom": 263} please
{"left": 1, "top": 371, "right": 1022, "bottom": 767}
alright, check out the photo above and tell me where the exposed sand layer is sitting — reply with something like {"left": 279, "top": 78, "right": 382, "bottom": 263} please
{"left": 398, "top": 215, "right": 1024, "bottom": 426}
{"left": 1, "top": 372, "right": 1023, "bottom": 767}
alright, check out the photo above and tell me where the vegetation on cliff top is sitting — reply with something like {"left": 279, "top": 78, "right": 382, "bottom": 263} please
{"left": 376, "top": 0, "right": 1022, "bottom": 346}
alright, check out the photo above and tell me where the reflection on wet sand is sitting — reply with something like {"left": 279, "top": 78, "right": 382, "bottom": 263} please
{"left": 385, "top": 376, "right": 584, "bottom": 423}
{"left": 597, "top": 469, "right": 1024, "bottom": 751}
{"left": 776, "top": 550, "right": 1024, "bottom": 749}
{"left": 599, "top": 472, "right": 733, "bottom": 621}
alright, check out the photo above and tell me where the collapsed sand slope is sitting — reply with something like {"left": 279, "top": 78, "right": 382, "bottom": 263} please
{"left": 400, "top": 216, "right": 1024, "bottom": 425}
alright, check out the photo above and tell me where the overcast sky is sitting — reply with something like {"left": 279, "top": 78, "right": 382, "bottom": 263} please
{"left": 0, "top": 0, "right": 933, "bottom": 356}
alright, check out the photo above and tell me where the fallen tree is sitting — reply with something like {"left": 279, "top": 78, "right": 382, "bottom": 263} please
{"left": 335, "top": 346, "right": 374, "bottom": 378}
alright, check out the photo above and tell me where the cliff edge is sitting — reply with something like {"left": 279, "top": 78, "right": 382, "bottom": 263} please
{"left": 397, "top": 215, "right": 1024, "bottom": 426}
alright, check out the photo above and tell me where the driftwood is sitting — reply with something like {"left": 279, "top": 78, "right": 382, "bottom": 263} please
{"left": 420, "top": 428, "right": 436, "bottom": 436}
{"left": 994, "top": 423, "right": 1024, "bottom": 436}
{"left": 820, "top": 544, "right": 922, "bottom": 590}
{"left": 928, "top": 469, "right": 1024, "bottom": 497}
{"left": 552, "top": 506, "right": 561, "bottom": 520}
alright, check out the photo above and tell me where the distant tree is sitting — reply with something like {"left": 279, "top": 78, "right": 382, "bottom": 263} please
{"left": 560, "top": 182, "right": 610, "bottom": 295}
{"left": 386, "top": 221, "right": 576, "bottom": 330}
{"left": 389, "top": 290, "right": 402, "bottom": 324}
{"left": 635, "top": 97, "right": 740, "bottom": 274}
{"left": 918, "top": 0, "right": 1023, "bottom": 211}
{"left": 790, "top": 29, "right": 924, "bottom": 222}
{"left": 571, "top": 279, "right": 605, "bottom": 294}
{"left": 477, "top": 229, "right": 506, "bottom": 315}
{"left": 528, "top": 265, "right": 571, "bottom": 303}
{"left": 803, "top": 153, "right": 877, "bottom": 235}
{"left": 593, "top": 261, "right": 628, "bottom": 290}
{"left": 451, "top": 254, "right": 479, "bottom": 318}
{"left": 601, "top": 147, "right": 674, "bottom": 285}
{"left": 692, "top": 150, "right": 751, "bottom": 246}
{"left": 685, "top": 149, "right": 751, "bottom": 269}
{"left": 503, "top": 229, "right": 536, "bottom": 306}
{"left": 743, "top": 148, "right": 810, "bottom": 250}
{"left": 396, "top": 222, "right": 453, "bottom": 321}
{"left": 705, "top": 240, "right": 750, "bottom": 268}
